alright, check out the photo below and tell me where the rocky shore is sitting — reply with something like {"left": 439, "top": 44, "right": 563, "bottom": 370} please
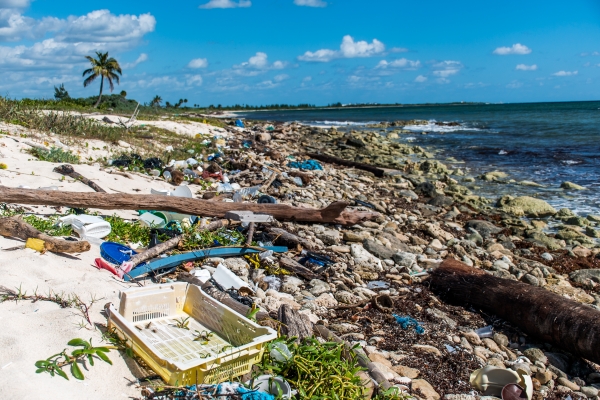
{"left": 1, "top": 115, "right": 599, "bottom": 399}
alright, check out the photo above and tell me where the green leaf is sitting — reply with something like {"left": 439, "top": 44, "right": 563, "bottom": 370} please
{"left": 87, "top": 354, "right": 94, "bottom": 366}
{"left": 35, "top": 360, "right": 49, "bottom": 368}
{"left": 71, "top": 362, "right": 84, "bottom": 380}
{"left": 67, "top": 338, "right": 88, "bottom": 347}
{"left": 35, "top": 368, "right": 46, "bottom": 374}
{"left": 96, "top": 351, "right": 112, "bottom": 365}
{"left": 71, "top": 349, "right": 84, "bottom": 357}
{"left": 56, "top": 368, "right": 69, "bottom": 380}
{"left": 91, "top": 346, "right": 110, "bottom": 353}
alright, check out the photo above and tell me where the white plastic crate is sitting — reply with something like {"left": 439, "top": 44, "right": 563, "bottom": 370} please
{"left": 108, "top": 282, "right": 276, "bottom": 386}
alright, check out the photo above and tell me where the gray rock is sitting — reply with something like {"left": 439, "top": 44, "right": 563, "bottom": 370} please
{"left": 497, "top": 195, "right": 557, "bottom": 217}
{"left": 309, "top": 279, "right": 330, "bottom": 296}
{"left": 223, "top": 257, "right": 250, "bottom": 280}
{"left": 523, "top": 348, "right": 548, "bottom": 365}
{"left": 546, "top": 352, "right": 570, "bottom": 374}
{"left": 570, "top": 269, "right": 600, "bottom": 284}
{"left": 426, "top": 308, "right": 457, "bottom": 328}
{"left": 428, "top": 195, "right": 454, "bottom": 207}
{"left": 493, "top": 333, "right": 509, "bottom": 347}
{"left": 465, "top": 220, "right": 503, "bottom": 238}
{"left": 561, "top": 181, "right": 586, "bottom": 190}
{"left": 414, "top": 182, "right": 439, "bottom": 198}
{"left": 398, "top": 190, "right": 419, "bottom": 200}
{"left": 363, "top": 239, "right": 396, "bottom": 260}
{"left": 393, "top": 252, "right": 417, "bottom": 268}
{"left": 541, "top": 252, "right": 554, "bottom": 261}
{"left": 581, "top": 387, "right": 598, "bottom": 398}
{"left": 317, "top": 229, "right": 341, "bottom": 245}
{"left": 521, "top": 274, "right": 540, "bottom": 286}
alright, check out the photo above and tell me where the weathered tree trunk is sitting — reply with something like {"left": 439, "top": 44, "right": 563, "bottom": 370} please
{"left": 128, "top": 219, "right": 234, "bottom": 267}
{"left": 94, "top": 76, "right": 104, "bottom": 108}
{"left": 278, "top": 257, "right": 321, "bottom": 280}
{"left": 53, "top": 165, "right": 106, "bottom": 193}
{"left": 430, "top": 259, "right": 600, "bottom": 364}
{"left": 277, "top": 304, "right": 313, "bottom": 341}
{"left": 266, "top": 226, "right": 317, "bottom": 250}
{"left": 0, "top": 216, "right": 90, "bottom": 253}
{"left": 0, "top": 186, "right": 378, "bottom": 225}
{"left": 306, "top": 152, "right": 386, "bottom": 178}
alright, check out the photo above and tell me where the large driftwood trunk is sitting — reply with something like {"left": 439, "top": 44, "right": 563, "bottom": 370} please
{"left": 277, "top": 304, "right": 313, "bottom": 340}
{"left": 0, "top": 186, "right": 378, "bottom": 225}
{"left": 430, "top": 259, "right": 600, "bottom": 364}
{"left": 306, "top": 152, "right": 386, "bottom": 178}
{"left": 0, "top": 216, "right": 90, "bottom": 253}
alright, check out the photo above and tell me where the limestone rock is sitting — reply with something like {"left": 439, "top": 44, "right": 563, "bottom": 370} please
{"left": 570, "top": 269, "right": 600, "bottom": 284}
{"left": 561, "top": 181, "right": 586, "bottom": 190}
{"left": 412, "top": 379, "right": 441, "bottom": 400}
{"left": 497, "top": 196, "right": 557, "bottom": 218}
{"left": 524, "top": 348, "right": 548, "bottom": 365}
{"left": 393, "top": 365, "right": 420, "bottom": 379}
{"left": 412, "top": 344, "right": 442, "bottom": 357}
{"left": 223, "top": 257, "right": 250, "bottom": 280}
{"left": 465, "top": 220, "right": 503, "bottom": 238}
{"left": 363, "top": 239, "right": 396, "bottom": 260}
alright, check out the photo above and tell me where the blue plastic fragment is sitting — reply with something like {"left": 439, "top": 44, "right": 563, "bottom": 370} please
{"left": 124, "top": 246, "right": 288, "bottom": 281}
{"left": 287, "top": 160, "right": 323, "bottom": 170}
{"left": 235, "top": 119, "right": 245, "bottom": 128}
{"left": 393, "top": 314, "right": 425, "bottom": 335}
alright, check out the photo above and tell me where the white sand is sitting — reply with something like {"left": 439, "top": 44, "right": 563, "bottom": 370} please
{"left": 0, "top": 120, "right": 210, "bottom": 399}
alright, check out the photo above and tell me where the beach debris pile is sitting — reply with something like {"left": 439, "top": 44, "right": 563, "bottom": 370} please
{"left": 1, "top": 115, "right": 600, "bottom": 399}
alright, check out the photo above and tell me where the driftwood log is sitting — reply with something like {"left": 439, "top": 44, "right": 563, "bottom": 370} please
{"left": 53, "top": 165, "right": 106, "bottom": 192}
{"left": 277, "top": 304, "right": 313, "bottom": 341}
{"left": 0, "top": 216, "right": 90, "bottom": 253}
{"left": 306, "top": 152, "right": 386, "bottom": 178}
{"left": 266, "top": 227, "right": 317, "bottom": 250}
{"left": 0, "top": 186, "right": 379, "bottom": 226}
{"left": 279, "top": 257, "right": 321, "bottom": 280}
{"left": 128, "top": 219, "right": 235, "bottom": 267}
{"left": 430, "top": 259, "right": 600, "bottom": 364}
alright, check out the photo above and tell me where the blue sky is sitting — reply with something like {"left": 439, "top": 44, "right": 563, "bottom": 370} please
{"left": 1, "top": 0, "right": 600, "bottom": 106}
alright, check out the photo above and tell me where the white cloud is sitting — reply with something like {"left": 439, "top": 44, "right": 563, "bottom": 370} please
{"left": 294, "top": 0, "right": 327, "bottom": 7}
{"left": 123, "top": 53, "right": 148, "bottom": 69}
{"left": 188, "top": 58, "right": 208, "bottom": 68}
{"left": 581, "top": 51, "right": 600, "bottom": 57}
{"left": 136, "top": 74, "right": 203, "bottom": 89}
{"left": 516, "top": 64, "right": 537, "bottom": 71}
{"left": 506, "top": 81, "right": 523, "bottom": 89}
{"left": 493, "top": 43, "right": 531, "bottom": 55}
{"left": 234, "top": 52, "right": 286, "bottom": 75}
{"left": 390, "top": 47, "right": 408, "bottom": 53}
{"left": 273, "top": 74, "right": 289, "bottom": 82}
{"left": 432, "top": 60, "right": 463, "bottom": 79}
{"left": 199, "top": 0, "right": 251, "bottom": 9}
{"left": 553, "top": 70, "right": 578, "bottom": 76}
{"left": 0, "top": 10, "right": 155, "bottom": 74}
{"left": 298, "top": 35, "right": 385, "bottom": 62}
{"left": 0, "top": 9, "right": 62, "bottom": 41}
{"left": 376, "top": 58, "right": 420, "bottom": 70}
{"left": 186, "top": 75, "right": 203, "bottom": 86}
{"left": 415, "top": 75, "right": 427, "bottom": 83}
{"left": 0, "top": 0, "right": 30, "bottom": 8}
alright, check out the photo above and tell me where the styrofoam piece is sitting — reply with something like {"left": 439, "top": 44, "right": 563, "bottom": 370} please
{"left": 59, "top": 214, "right": 105, "bottom": 226}
{"left": 107, "top": 283, "right": 276, "bottom": 385}
{"left": 72, "top": 220, "right": 111, "bottom": 239}
{"left": 192, "top": 269, "right": 212, "bottom": 283}
{"left": 247, "top": 375, "right": 293, "bottom": 399}
{"left": 139, "top": 213, "right": 167, "bottom": 228}
{"left": 150, "top": 188, "right": 170, "bottom": 196}
{"left": 212, "top": 264, "right": 254, "bottom": 293}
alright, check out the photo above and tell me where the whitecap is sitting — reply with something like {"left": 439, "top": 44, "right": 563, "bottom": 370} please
{"left": 498, "top": 150, "right": 508, "bottom": 155}
{"left": 402, "top": 119, "right": 483, "bottom": 133}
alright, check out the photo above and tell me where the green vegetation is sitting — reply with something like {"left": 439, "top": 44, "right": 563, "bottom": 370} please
{"left": 35, "top": 338, "right": 112, "bottom": 380}
{"left": 83, "top": 51, "right": 122, "bottom": 108}
{"left": 258, "top": 336, "right": 368, "bottom": 399}
{"left": 28, "top": 147, "right": 80, "bottom": 164}
{"left": 0, "top": 205, "right": 73, "bottom": 236}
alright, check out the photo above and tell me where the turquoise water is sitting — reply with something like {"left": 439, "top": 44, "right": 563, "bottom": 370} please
{"left": 238, "top": 101, "right": 600, "bottom": 215}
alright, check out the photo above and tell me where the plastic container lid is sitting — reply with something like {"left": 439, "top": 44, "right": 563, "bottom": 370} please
{"left": 100, "top": 242, "right": 135, "bottom": 265}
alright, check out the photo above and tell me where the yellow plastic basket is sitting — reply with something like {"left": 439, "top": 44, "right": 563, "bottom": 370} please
{"left": 108, "top": 282, "right": 277, "bottom": 386}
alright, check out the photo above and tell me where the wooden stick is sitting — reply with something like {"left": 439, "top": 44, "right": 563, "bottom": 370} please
{"left": 306, "top": 152, "right": 386, "bottom": 178}
{"left": 430, "top": 259, "right": 600, "bottom": 364}
{"left": 53, "top": 165, "right": 106, "bottom": 193}
{"left": 266, "top": 226, "right": 318, "bottom": 250}
{"left": 0, "top": 186, "right": 379, "bottom": 225}
{"left": 278, "top": 257, "right": 321, "bottom": 280}
{"left": 128, "top": 219, "right": 235, "bottom": 267}
{"left": 0, "top": 216, "right": 90, "bottom": 253}
{"left": 245, "top": 222, "right": 256, "bottom": 246}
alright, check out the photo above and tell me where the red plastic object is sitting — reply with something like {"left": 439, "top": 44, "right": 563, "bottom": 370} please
{"left": 94, "top": 258, "right": 119, "bottom": 277}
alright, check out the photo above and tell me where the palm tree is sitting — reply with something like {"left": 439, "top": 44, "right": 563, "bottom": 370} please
{"left": 151, "top": 95, "right": 162, "bottom": 107}
{"left": 83, "top": 52, "right": 122, "bottom": 108}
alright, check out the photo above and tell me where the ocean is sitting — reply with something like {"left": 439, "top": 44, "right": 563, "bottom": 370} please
{"left": 236, "top": 101, "right": 600, "bottom": 216}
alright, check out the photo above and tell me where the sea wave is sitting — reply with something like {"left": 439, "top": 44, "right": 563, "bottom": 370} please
{"left": 304, "top": 120, "right": 379, "bottom": 127}
{"left": 402, "top": 119, "right": 483, "bottom": 133}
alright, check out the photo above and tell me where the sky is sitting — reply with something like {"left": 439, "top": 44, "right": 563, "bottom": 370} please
{"left": 1, "top": 0, "right": 600, "bottom": 106}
